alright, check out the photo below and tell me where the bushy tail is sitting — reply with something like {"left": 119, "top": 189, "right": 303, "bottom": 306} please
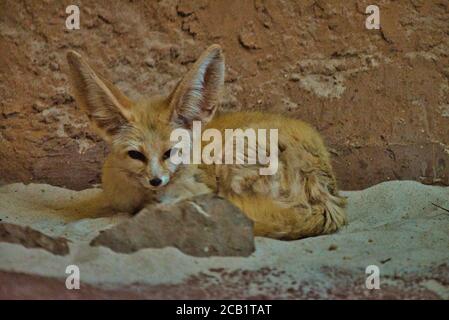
{"left": 225, "top": 194, "right": 344, "bottom": 240}
{"left": 225, "top": 173, "right": 347, "bottom": 240}
{"left": 318, "top": 192, "right": 347, "bottom": 235}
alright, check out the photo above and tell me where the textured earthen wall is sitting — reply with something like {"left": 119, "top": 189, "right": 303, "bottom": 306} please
{"left": 1, "top": 0, "right": 448, "bottom": 190}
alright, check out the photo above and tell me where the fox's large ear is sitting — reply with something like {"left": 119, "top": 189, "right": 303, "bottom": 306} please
{"left": 169, "top": 44, "right": 224, "bottom": 128}
{"left": 66, "top": 51, "right": 134, "bottom": 143}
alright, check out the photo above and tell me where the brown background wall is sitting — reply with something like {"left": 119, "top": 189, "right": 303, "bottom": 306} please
{"left": 0, "top": 0, "right": 448, "bottom": 190}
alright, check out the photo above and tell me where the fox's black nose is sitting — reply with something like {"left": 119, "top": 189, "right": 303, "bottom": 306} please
{"left": 149, "top": 178, "right": 162, "bottom": 187}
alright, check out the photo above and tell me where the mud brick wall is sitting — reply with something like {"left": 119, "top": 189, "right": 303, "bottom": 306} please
{"left": 1, "top": 0, "right": 448, "bottom": 190}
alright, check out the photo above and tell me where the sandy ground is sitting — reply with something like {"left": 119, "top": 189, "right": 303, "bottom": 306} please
{"left": 0, "top": 180, "right": 448, "bottom": 299}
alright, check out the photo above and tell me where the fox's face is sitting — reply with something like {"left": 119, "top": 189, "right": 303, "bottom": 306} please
{"left": 104, "top": 96, "right": 181, "bottom": 190}
{"left": 66, "top": 45, "right": 224, "bottom": 190}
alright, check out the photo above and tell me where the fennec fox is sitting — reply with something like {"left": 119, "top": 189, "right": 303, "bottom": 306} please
{"left": 66, "top": 45, "right": 347, "bottom": 240}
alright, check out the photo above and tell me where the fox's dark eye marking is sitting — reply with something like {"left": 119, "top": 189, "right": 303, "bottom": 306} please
{"left": 128, "top": 150, "right": 146, "bottom": 162}
{"left": 163, "top": 149, "right": 172, "bottom": 160}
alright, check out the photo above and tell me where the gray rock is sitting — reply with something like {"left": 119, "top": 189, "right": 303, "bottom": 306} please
{"left": 0, "top": 222, "right": 69, "bottom": 256}
{"left": 90, "top": 194, "right": 255, "bottom": 257}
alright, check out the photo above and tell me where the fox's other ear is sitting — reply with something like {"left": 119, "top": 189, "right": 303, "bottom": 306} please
{"left": 169, "top": 44, "right": 224, "bottom": 128}
{"left": 66, "top": 51, "right": 134, "bottom": 143}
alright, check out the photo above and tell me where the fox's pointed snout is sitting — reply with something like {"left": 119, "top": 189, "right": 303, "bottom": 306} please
{"left": 149, "top": 178, "right": 162, "bottom": 187}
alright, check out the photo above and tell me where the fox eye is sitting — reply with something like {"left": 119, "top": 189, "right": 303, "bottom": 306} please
{"left": 128, "top": 150, "right": 146, "bottom": 162}
{"left": 162, "top": 149, "right": 172, "bottom": 160}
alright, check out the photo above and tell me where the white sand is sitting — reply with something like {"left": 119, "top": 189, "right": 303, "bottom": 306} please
{"left": 0, "top": 181, "right": 448, "bottom": 296}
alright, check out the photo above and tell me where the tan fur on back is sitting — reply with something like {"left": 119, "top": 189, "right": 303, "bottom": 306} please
{"left": 200, "top": 111, "right": 347, "bottom": 239}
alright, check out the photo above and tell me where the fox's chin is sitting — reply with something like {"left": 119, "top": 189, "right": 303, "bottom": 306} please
{"left": 140, "top": 182, "right": 157, "bottom": 190}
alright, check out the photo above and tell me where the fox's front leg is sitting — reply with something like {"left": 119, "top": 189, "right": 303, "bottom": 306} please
{"left": 101, "top": 156, "right": 148, "bottom": 214}
{"left": 156, "top": 181, "right": 212, "bottom": 206}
